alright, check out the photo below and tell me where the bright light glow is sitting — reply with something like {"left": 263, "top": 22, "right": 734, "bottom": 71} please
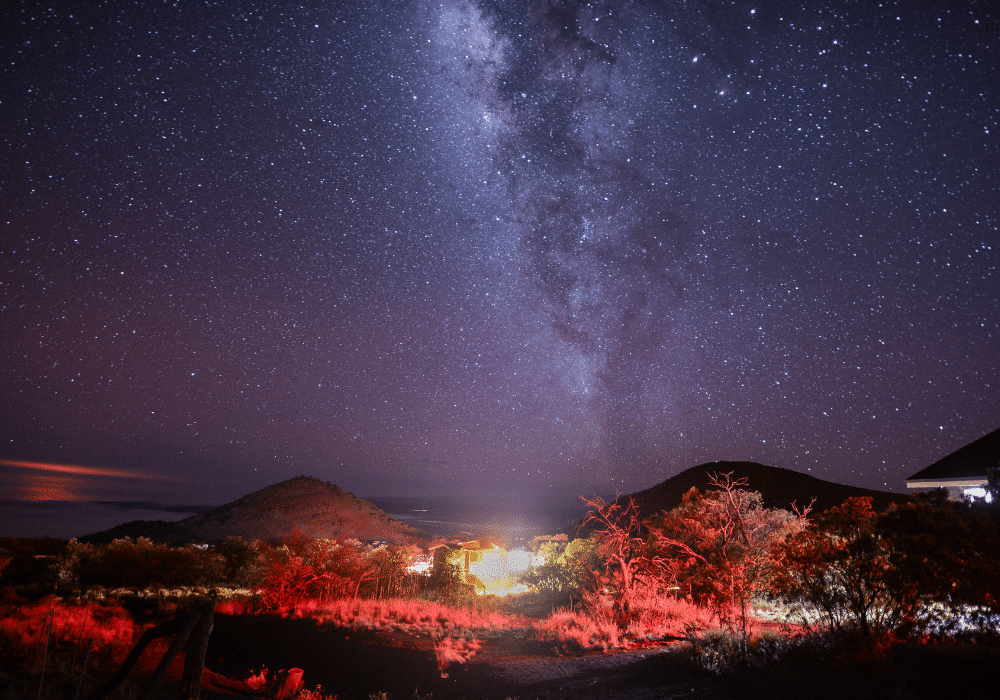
{"left": 407, "top": 560, "right": 432, "bottom": 575}
{"left": 475, "top": 549, "right": 506, "bottom": 581}
{"left": 964, "top": 487, "right": 993, "bottom": 503}
{"left": 507, "top": 548, "right": 531, "bottom": 573}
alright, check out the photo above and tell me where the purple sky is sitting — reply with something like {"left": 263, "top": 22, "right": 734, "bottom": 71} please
{"left": 2, "top": 1, "right": 997, "bottom": 505}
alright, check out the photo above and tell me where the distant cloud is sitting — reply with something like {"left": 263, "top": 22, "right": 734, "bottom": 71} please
{"left": 0, "top": 459, "right": 177, "bottom": 481}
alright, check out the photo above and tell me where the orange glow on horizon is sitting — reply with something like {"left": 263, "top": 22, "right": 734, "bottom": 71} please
{"left": 0, "top": 459, "right": 175, "bottom": 481}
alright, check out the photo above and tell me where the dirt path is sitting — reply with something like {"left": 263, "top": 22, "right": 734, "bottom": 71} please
{"left": 458, "top": 638, "right": 733, "bottom": 700}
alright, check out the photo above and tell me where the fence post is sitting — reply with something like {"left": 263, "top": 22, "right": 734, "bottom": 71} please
{"left": 73, "top": 639, "right": 94, "bottom": 700}
{"left": 180, "top": 599, "right": 215, "bottom": 700}
{"left": 37, "top": 608, "right": 55, "bottom": 700}
{"left": 139, "top": 608, "right": 201, "bottom": 700}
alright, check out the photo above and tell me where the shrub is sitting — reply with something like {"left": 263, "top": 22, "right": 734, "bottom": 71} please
{"left": 624, "top": 591, "right": 715, "bottom": 641}
{"left": 433, "top": 633, "right": 481, "bottom": 677}
{"left": 580, "top": 496, "right": 674, "bottom": 626}
{"left": 687, "top": 628, "right": 801, "bottom": 673}
{"left": 519, "top": 536, "right": 603, "bottom": 597}
{"left": 878, "top": 497, "right": 1000, "bottom": 640}
{"left": 771, "top": 497, "right": 901, "bottom": 638}
{"left": 72, "top": 538, "right": 225, "bottom": 590}
{"left": 649, "top": 474, "right": 805, "bottom": 648}
{"left": 535, "top": 608, "right": 622, "bottom": 650}
{"left": 258, "top": 533, "right": 380, "bottom": 611}
{"left": 216, "top": 537, "right": 265, "bottom": 588}
{"left": 363, "top": 544, "right": 419, "bottom": 599}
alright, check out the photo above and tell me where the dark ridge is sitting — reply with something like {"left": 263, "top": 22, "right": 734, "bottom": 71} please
{"left": 625, "top": 461, "right": 910, "bottom": 521}
{"left": 77, "top": 520, "right": 199, "bottom": 545}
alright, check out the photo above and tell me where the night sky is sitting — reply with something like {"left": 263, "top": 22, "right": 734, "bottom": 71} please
{"left": 2, "top": 0, "right": 997, "bottom": 506}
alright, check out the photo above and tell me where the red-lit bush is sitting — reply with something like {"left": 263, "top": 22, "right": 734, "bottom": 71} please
{"left": 771, "top": 497, "right": 900, "bottom": 638}
{"left": 580, "top": 495, "right": 695, "bottom": 626}
{"left": 649, "top": 474, "right": 803, "bottom": 646}
{"left": 0, "top": 594, "right": 146, "bottom": 698}
{"left": 258, "top": 532, "right": 380, "bottom": 611}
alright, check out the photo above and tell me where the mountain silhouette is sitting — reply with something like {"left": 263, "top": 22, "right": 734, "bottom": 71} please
{"left": 81, "top": 476, "right": 426, "bottom": 545}
{"left": 623, "top": 461, "right": 910, "bottom": 520}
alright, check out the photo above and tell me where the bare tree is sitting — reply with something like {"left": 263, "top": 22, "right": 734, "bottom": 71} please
{"left": 581, "top": 495, "right": 703, "bottom": 626}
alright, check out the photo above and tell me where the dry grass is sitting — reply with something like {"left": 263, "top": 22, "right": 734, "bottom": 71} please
{"left": 0, "top": 595, "right": 141, "bottom": 663}
{"left": 282, "top": 597, "right": 527, "bottom": 636}
{"left": 625, "top": 593, "right": 717, "bottom": 641}
{"left": 534, "top": 609, "right": 622, "bottom": 650}
{"left": 246, "top": 593, "right": 722, "bottom": 654}
{"left": 433, "top": 634, "right": 482, "bottom": 677}
{"left": 0, "top": 589, "right": 725, "bottom": 699}
{"left": 214, "top": 595, "right": 259, "bottom": 616}
{"left": 0, "top": 594, "right": 148, "bottom": 699}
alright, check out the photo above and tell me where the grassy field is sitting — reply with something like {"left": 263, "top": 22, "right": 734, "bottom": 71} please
{"left": 0, "top": 587, "right": 724, "bottom": 699}
{"left": 4, "top": 588, "right": 997, "bottom": 700}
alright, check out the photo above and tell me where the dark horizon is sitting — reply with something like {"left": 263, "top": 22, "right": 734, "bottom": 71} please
{"left": 0, "top": 486, "right": 593, "bottom": 541}
{"left": 2, "top": 451, "right": 924, "bottom": 508}
{"left": 0, "top": 457, "right": 920, "bottom": 541}
{"left": 3, "top": 1, "right": 997, "bottom": 507}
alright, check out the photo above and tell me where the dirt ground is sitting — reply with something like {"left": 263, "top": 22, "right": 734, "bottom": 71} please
{"left": 462, "top": 639, "right": 734, "bottom": 700}
{"left": 39, "top": 614, "right": 998, "bottom": 700}
{"left": 203, "top": 615, "right": 733, "bottom": 700}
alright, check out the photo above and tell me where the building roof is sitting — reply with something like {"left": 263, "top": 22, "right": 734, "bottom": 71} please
{"left": 428, "top": 538, "right": 505, "bottom": 552}
{"left": 906, "top": 426, "right": 1000, "bottom": 482}
{"left": 458, "top": 538, "right": 504, "bottom": 552}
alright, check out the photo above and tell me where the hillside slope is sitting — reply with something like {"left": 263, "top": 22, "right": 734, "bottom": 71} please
{"left": 81, "top": 476, "right": 426, "bottom": 544}
{"left": 179, "top": 476, "right": 426, "bottom": 544}
{"left": 625, "top": 461, "right": 910, "bottom": 519}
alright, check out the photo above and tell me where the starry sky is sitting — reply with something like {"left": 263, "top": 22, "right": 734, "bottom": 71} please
{"left": 2, "top": 0, "right": 997, "bottom": 506}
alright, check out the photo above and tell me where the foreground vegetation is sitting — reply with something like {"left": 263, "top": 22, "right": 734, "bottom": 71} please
{"left": 2, "top": 473, "right": 999, "bottom": 698}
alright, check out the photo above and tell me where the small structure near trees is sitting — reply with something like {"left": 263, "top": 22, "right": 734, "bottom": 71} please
{"left": 430, "top": 539, "right": 512, "bottom": 595}
{"left": 906, "top": 426, "right": 999, "bottom": 502}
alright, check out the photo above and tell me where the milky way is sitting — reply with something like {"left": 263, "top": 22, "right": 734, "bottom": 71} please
{"left": 2, "top": 1, "right": 997, "bottom": 503}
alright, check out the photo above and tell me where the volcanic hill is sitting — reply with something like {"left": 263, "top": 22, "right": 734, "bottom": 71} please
{"left": 624, "top": 461, "right": 910, "bottom": 519}
{"left": 81, "top": 476, "right": 426, "bottom": 545}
